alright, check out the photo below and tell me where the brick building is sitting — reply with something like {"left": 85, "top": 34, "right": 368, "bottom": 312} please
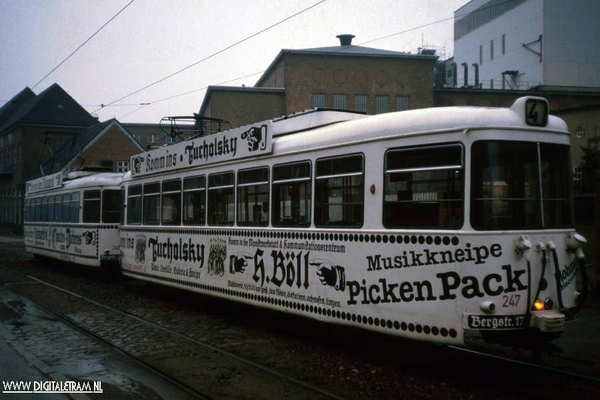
{"left": 197, "top": 34, "right": 438, "bottom": 128}
{"left": 0, "top": 84, "right": 144, "bottom": 232}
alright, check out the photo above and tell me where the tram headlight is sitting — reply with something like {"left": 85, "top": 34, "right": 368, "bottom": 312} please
{"left": 533, "top": 298, "right": 554, "bottom": 311}
{"left": 533, "top": 299, "right": 545, "bottom": 311}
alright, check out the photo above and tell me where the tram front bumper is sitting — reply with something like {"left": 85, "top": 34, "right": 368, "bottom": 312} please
{"left": 530, "top": 310, "right": 565, "bottom": 333}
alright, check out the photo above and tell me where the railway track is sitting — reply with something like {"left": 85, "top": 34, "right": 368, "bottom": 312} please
{"left": 0, "top": 263, "right": 344, "bottom": 400}
{"left": 1, "top": 246, "right": 599, "bottom": 399}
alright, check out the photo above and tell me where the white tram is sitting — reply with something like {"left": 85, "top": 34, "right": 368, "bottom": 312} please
{"left": 24, "top": 171, "right": 123, "bottom": 268}
{"left": 119, "top": 96, "right": 587, "bottom": 346}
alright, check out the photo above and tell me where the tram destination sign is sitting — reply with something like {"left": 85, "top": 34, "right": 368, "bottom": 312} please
{"left": 131, "top": 122, "right": 273, "bottom": 177}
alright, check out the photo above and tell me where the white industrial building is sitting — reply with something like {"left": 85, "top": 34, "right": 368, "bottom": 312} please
{"left": 451, "top": 0, "right": 600, "bottom": 89}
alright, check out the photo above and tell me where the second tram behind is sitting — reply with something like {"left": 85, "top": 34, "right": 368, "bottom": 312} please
{"left": 24, "top": 171, "right": 123, "bottom": 268}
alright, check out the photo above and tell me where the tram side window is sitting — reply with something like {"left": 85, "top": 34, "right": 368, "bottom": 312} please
{"left": 208, "top": 172, "right": 234, "bottom": 226}
{"left": 34, "top": 198, "right": 41, "bottom": 221}
{"left": 54, "top": 194, "right": 62, "bottom": 222}
{"left": 47, "top": 196, "right": 55, "bottom": 222}
{"left": 62, "top": 193, "right": 71, "bottom": 222}
{"left": 102, "top": 190, "right": 122, "bottom": 223}
{"left": 70, "top": 192, "right": 80, "bottom": 222}
{"left": 183, "top": 176, "right": 206, "bottom": 225}
{"left": 315, "top": 154, "right": 364, "bottom": 227}
{"left": 161, "top": 179, "right": 181, "bottom": 225}
{"left": 83, "top": 190, "right": 100, "bottom": 223}
{"left": 143, "top": 182, "right": 160, "bottom": 225}
{"left": 272, "top": 161, "right": 311, "bottom": 227}
{"left": 127, "top": 185, "right": 142, "bottom": 224}
{"left": 40, "top": 196, "right": 48, "bottom": 222}
{"left": 384, "top": 145, "right": 463, "bottom": 229}
{"left": 237, "top": 167, "right": 269, "bottom": 227}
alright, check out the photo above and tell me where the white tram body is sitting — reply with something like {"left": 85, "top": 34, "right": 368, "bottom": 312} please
{"left": 24, "top": 171, "right": 123, "bottom": 268}
{"left": 119, "top": 97, "right": 586, "bottom": 346}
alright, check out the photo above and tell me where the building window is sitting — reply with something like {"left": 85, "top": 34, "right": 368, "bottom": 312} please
{"left": 375, "top": 96, "right": 389, "bottom": 114}
{"left": 354, "top": 95, "right": 368, "bottom": 113}
{"left": 395, "top": 96, "right": 410, "bottom": 111}
{"left": 479, "top": 45, "right": 483, "bottom": 64}
{"left": 333, "top": 94, "right": 348, "bottom": 110}
{"left": 166, "top": 135, "right": 175, "bottom": 144}
{"left": 117, "top": 161, "right": 129, "bottom": 172}
{"left": 502, "top": 34, "right": 506, "bottom": 55}
{"left": 490, "top": 39, "right": 494, "bottom": 60}
{"left": 147, "top": 134, "right": 157, "bottom": 144}
{"left": 133, "top": 133, "right": 141, "bottom": 142}
{"left": 312, "top": 93, "right": 327, "bottom": 108}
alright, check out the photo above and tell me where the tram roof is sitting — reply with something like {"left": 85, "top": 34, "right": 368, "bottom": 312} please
{"left": 125, "top": 97, "right": 568, "bottom": 179}
{"left": 271, "top": 98, "right": 569, "bottom": 152}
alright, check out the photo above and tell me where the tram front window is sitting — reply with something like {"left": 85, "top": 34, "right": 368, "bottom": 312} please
{"left": 471, "top": 141, "right": 572, "bottom": 230}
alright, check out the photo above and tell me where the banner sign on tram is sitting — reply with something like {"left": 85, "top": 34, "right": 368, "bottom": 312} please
{"left": 130, "top": 122, "right": 273, "bottom": 177}
{"left": 25, "top": 172, "right": 65, "bottom": 194}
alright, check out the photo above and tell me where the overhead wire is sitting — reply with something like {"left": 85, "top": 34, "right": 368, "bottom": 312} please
{"left": 31, "top": 0, "right": 136, "bottom": 90}
{"left": 115, "top": 0, "right": 514, "bottom": 121}
{"left": 93, "top": 0, "right": 327, "bottom": 116}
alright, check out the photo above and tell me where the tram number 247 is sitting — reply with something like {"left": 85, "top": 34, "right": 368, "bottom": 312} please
{"left": 503, "top": 294, "right": 521, "bottom": 307}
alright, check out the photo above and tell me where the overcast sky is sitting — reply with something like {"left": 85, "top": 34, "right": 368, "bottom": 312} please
{"left": 0, "top": 0, "right": 467, "bottom": 123}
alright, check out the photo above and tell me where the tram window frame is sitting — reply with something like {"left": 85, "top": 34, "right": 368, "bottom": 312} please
{"left": 102, "top": 189, "right": 122, "bottom": 224}
{"left": 83, "top": 190, "right": 101, "bottom": 223}
{"left": 272, "top": 161, "right": 312, "bottom": 227}
{"left": 383, "top": 144, "right": 464, "bottom": 229}
{"left": 61, "top": 193, "right": 71, "bottom": 223}
{"left": 183, "top": 176, "right": 206, "bottom": 226}
{"left": 161, "top": 179, "right": 181, "bottom": 226}
{"left": 35, "top": 197, "right": 42, "bottom": 221}
{"left": 126, "top": 185, "right": 142, "bottom": 225}
{"left": 54, "top": 195, "right": 62, "bottom": 222}
{"left": 471, "top": 141, "right": 573, "bottom": 230}
{"left": 315, "top": 154, "right": 364, "bottom": 227}
{"left": 40, "top": 196, "right": 48, "bottom": 222}
{"left": 47, "top": 196, "right": 54, "bottom": 222}
{"left": 208, "top": 172, "right": 235, "bottom": 226}
{"left": 237, "top": 167, "right": 269, "bottom": 227}
{"left": 143, "top": 182, "right": 160, "bottom": 225}
{"left": 70, "top": 192, "right": 80, "bottom": 223}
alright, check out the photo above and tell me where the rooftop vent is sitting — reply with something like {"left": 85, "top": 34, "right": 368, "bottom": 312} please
{"left": 337, "top": 34, "right": 355, "bottom": 46}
